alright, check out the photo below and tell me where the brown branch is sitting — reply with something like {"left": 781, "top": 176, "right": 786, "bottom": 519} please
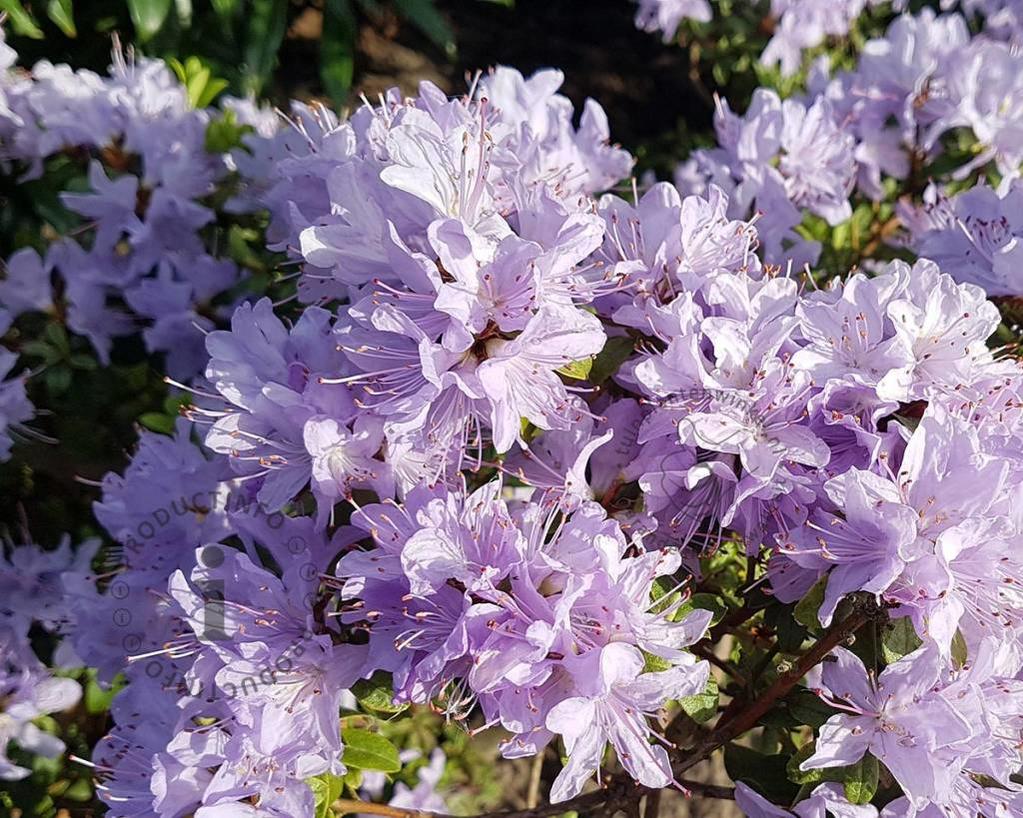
{"left": 689, "top": 643, "right": 744, "bottom": 682}
{"left": 334, "top": 609, "right": 865, "bottom": 818}
{"left": 706, "top": 601, "right": 763, "bottom": 643}
{"left": 679, "top": 780, "right": 736, "bottom": 800}
{"left": 332, "top": 785, "right": 621, "bottom": 818}
{"left": 673, "top": 607, "right": 871, "bottom": 776}
{"left": 332, "top": 800, "right": 441, "bottom": 818}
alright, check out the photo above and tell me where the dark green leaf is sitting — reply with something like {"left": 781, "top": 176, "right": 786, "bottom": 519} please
{"left": 774, "top": 609, "right": 809, "bottom": 654}
{"left": 210, "top": 0, "right": 238, "bottom": 21}
{"left": 21, "top": 341, "right": 58, "bottom": 364}
{"left": 321, "top": 0, "right": 357, "bottom": 102}
{"left": 951, "top": 629, "right": 968, "bottom": 669}
{"left": 44, "top": 323, "right": 70, "bottom": 355}
{"left": 69, "top": 354, "right": 97, "bottom": 370}
{"left": 590, "top": 335, "right": 634, "bottom": 384}
{"left": 786, "top": 742, "right": 825, "bottom": 786}
{"left": 341, "top": 728, "right": 401, "bottom": 772}
{"left": 392, "top": 0, "right": 455, "bottom": 57}
{"left": 679, "top": 593, "right": 728, "bottom": 626}
{"left": 351, "top": 671, "right": 407, "bottom": 714}
{"left": 724, "top": 744, "right": 798, "bottom": 804}
{"left": 881, "top": 617, "right": 922, "bottom": 664}
{"left": 46, "top": 0, "right": 76, "bottom": 36}
{"left": 174, "top": 0, "right": 192, "bottom": 27}
{"left": 678, "top": 676, "right": 718, "bottom": 722}
{"left": 0, "top": 0, "right": 43, "bottom": 38}
{"left": 643, "top": 649, "right": 674, "bottom": 673}
{"left": 84, "top": 673, "right": 120, "bottom": 714}
{"left": 794, "top": 576, "right": 828, "bottom": 633}
{"left": 163, "top": 392, "right": 191, "bottom": 415}
{"left": 126, "top": 0, "right": 172, "bottom": 41}
{"left": 243, "top": 0, "right": 288, "bottom": 95}
{"left": 45, "top": 366, "right": 72, "bottom": 395}
{"left": 307, "top": 772, "right": 345, "bottom": 818}
{"left": 558, "top": 357, "right": 593, "bottom": 381}
{"left": 783, "top": 688, "right": 836, "bottom": 729}
{"left": 139, "top": 412, "right": 175, "bottom": 434}
{"left": 205, "top": 110, "right": 254, "bottom": 153}
{"left": 843, "top": 755, "right": 879, "bottom": 805}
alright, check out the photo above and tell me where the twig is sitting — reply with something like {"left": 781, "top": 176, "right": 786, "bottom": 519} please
{"left": 332, "top": 800, "right": 440, "bottom": 818}
{"left": 332, "top": 786, "right": 618, "bottom": 818}
{"left": 644, "top": 789, "right": 662, "bottom": 818}
{"left": 334, "top": 610, "right": 865, "bottom": 818}
{"left": 678, "top": 780, "right": 736, "bottom": 800}
{"left": 689, "top": 643, "right": 744, "bottom": 683}
{"left": 674, "top": 607, "right": 871, "bottom": 775}
{"left": 526, "top": 751, "right": 545, "bottom": 809}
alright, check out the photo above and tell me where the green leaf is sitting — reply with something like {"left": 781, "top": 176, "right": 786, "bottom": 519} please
{"left": 794, "top": 576, "right": 828, "bottom": 633}
{"left": 205, "top": 110, "right": 254, "bottom": 153}
{"left": 351, "top": 671, "right": 407, "bottom": 714}
{"left": 774, "top": 608, "right": 809, "bottom": 654}
{"left": 642, "top": 649, "right": 673, "bottom": 673}
{"left": 307, "top": 772, "right": 345, "bottom": 818}
{"left": 842, "top": 754, "right": 879, "bottom": 805}
{"left": 951, "top": 629, "right": 968, "bottom": 669}
{"left": 69, "top": 354, "right": 97, "bottom": 370}
{"left": 46, "top": 0, "right": 76, "bottom": 36}
{"left": 243, "top": 0, "right": 288, "bottom": 95}
{"left": 45, "top": 322, "right": 70, "bottom": 355}
{"left": 186, "top": 63, "right": 212, "bottom": 106}
{"left": 786, "top": 742, "right": 825, "bottom": 786}
{"left": 163, "top": 392, "right": 191, "bottom": 415}
{"left": 139, "top": 412, "right": 176, "bottom": 434}
{"left": 174, "top": 0, "right": 192, "bottom": 27}
{"left": 589, "top": 336, "right": 634, "bottom": 385}
{"left": 0, "top": 0, "right": 43, "bottom": 38}
{"left": 678, "top": 676, "right": 718, "bottom": 722}
{"left": 678, "top": 593, "right": 728, "bottom": 626}
{"left": 169, "top": 57, "right": 228, "bottom": 108}
{"left": 881, "top": 617, "right": 922, "bottom": 664}
{"left": 341, "top": 728, "right": 401, "bottom": 772}
{"left": 197, "top": 77, "right": 228, "bottom": 109}
{"left": 45, "top": 366, "right": 72, "bottom": 395}
{"left": 21, "top": 341, "right": 59, "bottom": 364}
{"left": 321, "top": 0, "right": 357, "bottom": 102}
{"left": 126, "top": 0, "right": 172, "bottom": 41}
{"left": 392, "top": 0, "right": 456, "bottom": 58}
{"left": 783, "top": 688, "right": 836, "bottom": 729}
{"left": 557, "top": 357, "right": 593, "bottom": 381}
{"left": 84, "top": 672, "right": 121, "bottom": 714}
{"left": 342, "top": 766, "right": 363, "bottom": 793}
{"left": 210, "top": 0, "right": 238, "bottom": 20}
{"left": 724, "top": 744, "right": 798, "bottom": 805}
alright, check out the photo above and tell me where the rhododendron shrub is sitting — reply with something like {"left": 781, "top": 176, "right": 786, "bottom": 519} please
{"left": 2, "top": 3, "right": 1023, "bottom": 818}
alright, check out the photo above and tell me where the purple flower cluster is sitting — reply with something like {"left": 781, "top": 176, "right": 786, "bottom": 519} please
{"left": 900, "top": 181, "right": 1023, "bottom": 297}
{"left": 633, "top": 1, "right": 1023, "bottom": 79}
{"left": 0, "top": 32, "right": 264, "bottom": 376}
{"left": 632, "top": 0, "right": 889, "bottom": 75}
{"left": 338, "top": 480, "right": 710, "bottom": 801}
{"left": 668, "top": 4, "right": 1023, "bottom": 299}
{"left": 0, "top": 344, "right": 34, "bottom": 462}
{"left": 3, "top": 6, "right": 1023, "bottom": 817}
{"left": 0, "top": 536, "right": 96, "bottom": 779}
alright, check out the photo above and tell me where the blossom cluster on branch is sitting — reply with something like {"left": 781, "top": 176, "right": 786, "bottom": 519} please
{"left": 1, "top": 4, "right": 1023, "bottom": 818}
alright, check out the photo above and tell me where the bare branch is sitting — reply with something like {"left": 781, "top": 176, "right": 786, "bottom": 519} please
{"left": 674, "top": 607, "right": 871, "bottom": 775}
